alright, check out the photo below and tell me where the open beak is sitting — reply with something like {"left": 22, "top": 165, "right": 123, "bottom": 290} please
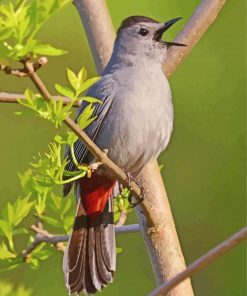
{"left": 154, "top": 17, "right": 186, "bottom": 47}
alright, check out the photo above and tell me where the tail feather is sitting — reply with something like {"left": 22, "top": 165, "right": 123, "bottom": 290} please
{"left": 95, "top": 228, "right": 114, "bottom": 283}
{"left": 99, "top": 198, "right": 116, "bottom": 272}
{"left": 88, "top": 227, "right": 104, "bottom": 291}
{"left": 63, "top": 179, "right": 116, "bottom": 295}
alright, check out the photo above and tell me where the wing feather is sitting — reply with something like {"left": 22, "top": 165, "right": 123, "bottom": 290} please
{"left": 63, "top": 77, "right": 114, "bottom": 196}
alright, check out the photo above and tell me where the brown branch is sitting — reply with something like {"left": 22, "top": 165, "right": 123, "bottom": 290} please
{"left": 73, "top": 0, "right": 115, "bottom": 74}
{"left": 164, "top": 0, "right": 227, "bottom": 77}
{"left": 149, "top": 226, "right": 247, "bottom": 296}
{"left": 0, "top": 57, "right": 47, "bottom": 78}
{"left": 0, "top": 63, "right": 27, "bottom": 77}
{"left": 0, "top": 92, "right": 80, "bottom": 107}
{"left": 22, "top": 223, "right": 140, "bottom": 259}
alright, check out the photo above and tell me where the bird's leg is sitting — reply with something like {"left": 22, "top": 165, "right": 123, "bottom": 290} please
{"left": 122, "top": 171, "right": 145, "bottom": 207}
{"left": 128, "top": 178, "right": 145, "bottom": 208}
{"left": 87, "top": 149, "right": 108, "bottom": 178}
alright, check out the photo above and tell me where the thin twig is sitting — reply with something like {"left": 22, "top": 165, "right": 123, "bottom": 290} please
{"left": 0, "top": 57, "right": 47, "bottom": 78}
{"left": 148, "top": 226, "right": 247, "bottom": 296}
{"left": 23, "top": 223, "right": 140, "bottom": 258}
{"left": 0, "top": 92, "right": 80, "bottom": 107}
{"left": 0, "top": 63, "right": 27, "bottom": 77}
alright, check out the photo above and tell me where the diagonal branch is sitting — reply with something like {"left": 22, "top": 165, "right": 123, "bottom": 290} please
{"left": 148, "top": 226, "right": 247, "bottom": 296}
{"left": 164, "top": 0, "right": 227, "bottom": 77}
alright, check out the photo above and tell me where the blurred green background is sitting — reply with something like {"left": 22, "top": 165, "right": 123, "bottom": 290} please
{"left": 0, "top": 0, "right": 245, "bottom": 295}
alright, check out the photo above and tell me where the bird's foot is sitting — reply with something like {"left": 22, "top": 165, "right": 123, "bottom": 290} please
{"left": 87, "top": 149, "right": 109, "bottom": 178}
{"left": 128, "top": 179, "right": 145, "bottom": 208}
{"left": 122, "top": 171, "right": 145, "bottom": 207}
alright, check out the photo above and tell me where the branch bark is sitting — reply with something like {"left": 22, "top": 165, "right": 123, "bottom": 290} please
{"left": 73, "top": 0, "right": 115, "bottom": 74}
{"left": 148, "top": 226, "right": 247, "bottom": 296}
{"left": 73, "top": 1, "right": 226, "bottom": 296}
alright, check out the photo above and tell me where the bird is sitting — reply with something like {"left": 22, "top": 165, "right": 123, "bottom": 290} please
{"left": 63, "top": 15, "right": 185, "bottom": 295}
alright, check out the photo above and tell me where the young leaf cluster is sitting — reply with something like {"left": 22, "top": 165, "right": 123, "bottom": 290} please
{"left": 0, "top": 0, "right": 70, "bottom": 60}
{"left": 0, "top": 194, "right": 35, "bottom": 271}
{"left": 0, "top": 281, "right": 32, "bottom": 296}
{"left": 114, "top": 188, "right": 132, "bottom": 223}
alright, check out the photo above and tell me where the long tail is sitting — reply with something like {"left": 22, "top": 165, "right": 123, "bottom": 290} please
{"left": 63, "top": 175, "right": 116, "bottom": 295}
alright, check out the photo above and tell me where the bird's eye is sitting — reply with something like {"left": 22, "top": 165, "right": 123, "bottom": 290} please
{"left": 138, "top": 28, "right": 149, "bottom": 36}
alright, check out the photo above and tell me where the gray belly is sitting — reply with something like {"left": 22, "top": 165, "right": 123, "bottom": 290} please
{"left": 95, "top": 75, "right": 173, "bottom": 174}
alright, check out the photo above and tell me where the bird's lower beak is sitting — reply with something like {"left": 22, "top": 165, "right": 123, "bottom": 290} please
{"left": 154, "top": 17, "right": 186, "bottom": 47}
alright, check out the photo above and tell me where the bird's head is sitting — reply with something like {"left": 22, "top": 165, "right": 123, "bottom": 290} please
{"left": 115, "top": 16, "right": 186, "bottom": 64}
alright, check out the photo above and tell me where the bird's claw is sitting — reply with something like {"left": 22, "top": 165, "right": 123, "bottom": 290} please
{"left": 122, "top": 171, "right": 145, "bottom": 207}
{"left": 128, "top": 195, "right": 144, "bottom": 208}
{"left": 87, "top": 149, "right": 109, "bottom": 178}
{"left": 87, "top": 162, "right": 102, "bottom": 178}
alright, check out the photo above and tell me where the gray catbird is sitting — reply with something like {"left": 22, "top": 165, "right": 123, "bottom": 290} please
{"left": 63, "top": 15, "right": 185, "bottom": 295}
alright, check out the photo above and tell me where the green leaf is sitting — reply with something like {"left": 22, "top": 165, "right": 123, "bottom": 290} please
{"left": 54, "top": 84, "right": 74, "bottom": 98}
{"left": 0, "top": 220, "right": 11, "bottom": 238}
{"left": 15, "top": 284, "right": 33, "bottom": 296}
{"left": 40, "top": 215, "right": 60, "bottom": 228}
{"left": 7, "top": 202, "right": 14, "bottom": 226}
{"left": 0, "top": 29, "right": 12, "bottom": 41}
{"left": 61, "top": 198, "right": 71, "bottom": 216}
{"left": 54, "top": 134, "right": 67, "bottom": 144}
{"left": 81, "top": 96, "right": 102, "bottom": 104}
{"left": 29, "top": 258, "right": 39, "bottom": 270}
{"left": 0, "top": 243, "right": 16, "bottom": 259}
{"left": 33, "top": 249, "right": 53, "bottom": 261}
{"left": 49, "top": 193, "right": 62, "bottom": 211}
{"left": 67, "top": 68, "right": 79, "bottom": 90}
{"left": 66, "top": 131, "right": 78, "bottom": 146}
{"left": 63, "top": 216, "right": 74, "bottom": 233}
{"left": 116, "top": 247, "right": 123, "bottom": 254}
{"left": 77, "top": 77, "right": 100, "bottom": 95}
{"left": 0, "top": 281, "right": 13, "bottom": 296}
{"left": 77, "top": 66, "right": 87, "bottom": 84}
{"left": 13, "top": 196, "right": 34, "bottom": 226}
{"left": 12, "top": 228, "right": 28, "bottom": 236}
{"left": 33, "top": 44, "right": 67, "bottom": 56}
{"left": 77, "top": 103, "right": 96, "bottom": 130}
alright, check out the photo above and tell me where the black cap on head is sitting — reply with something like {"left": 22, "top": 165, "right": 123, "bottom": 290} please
{"left": 117, "top": 16, "right": 159, "bottom": 34}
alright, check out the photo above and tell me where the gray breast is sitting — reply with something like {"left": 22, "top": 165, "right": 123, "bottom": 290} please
{"left": 94, "top": 66, "right": 174, "bottom": 174}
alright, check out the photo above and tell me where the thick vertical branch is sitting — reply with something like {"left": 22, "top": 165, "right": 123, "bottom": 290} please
{"left": 136, "top": 161, "right": 193, "bottom": 296}
{"left": 73, "top": 0, "right": 226, "bottom": 295}
{"left": 73, "top": 0, "right": 115, "bottom": 73}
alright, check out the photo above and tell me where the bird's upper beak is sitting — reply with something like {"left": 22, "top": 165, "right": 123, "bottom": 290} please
{"left": 153, "top": 17, "right": 186, "bottom": 47}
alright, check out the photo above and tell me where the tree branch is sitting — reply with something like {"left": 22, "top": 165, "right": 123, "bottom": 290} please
{"left": 148, "top": 226, "right": 247, "bottom": 296}
{"left": 164, "top": 0, "right": 227, "bottom": 77}
{"left": 23, "top": 223, "right": 140, "bottom": 259}
{"left": 0, "top": 92, "right": 80, "bottom": 107}
{"left": 0, "top": 57, "right": 47, "bottom": 78}
{"left": 73, "top": 0, "right": 115, "bottom": 74}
